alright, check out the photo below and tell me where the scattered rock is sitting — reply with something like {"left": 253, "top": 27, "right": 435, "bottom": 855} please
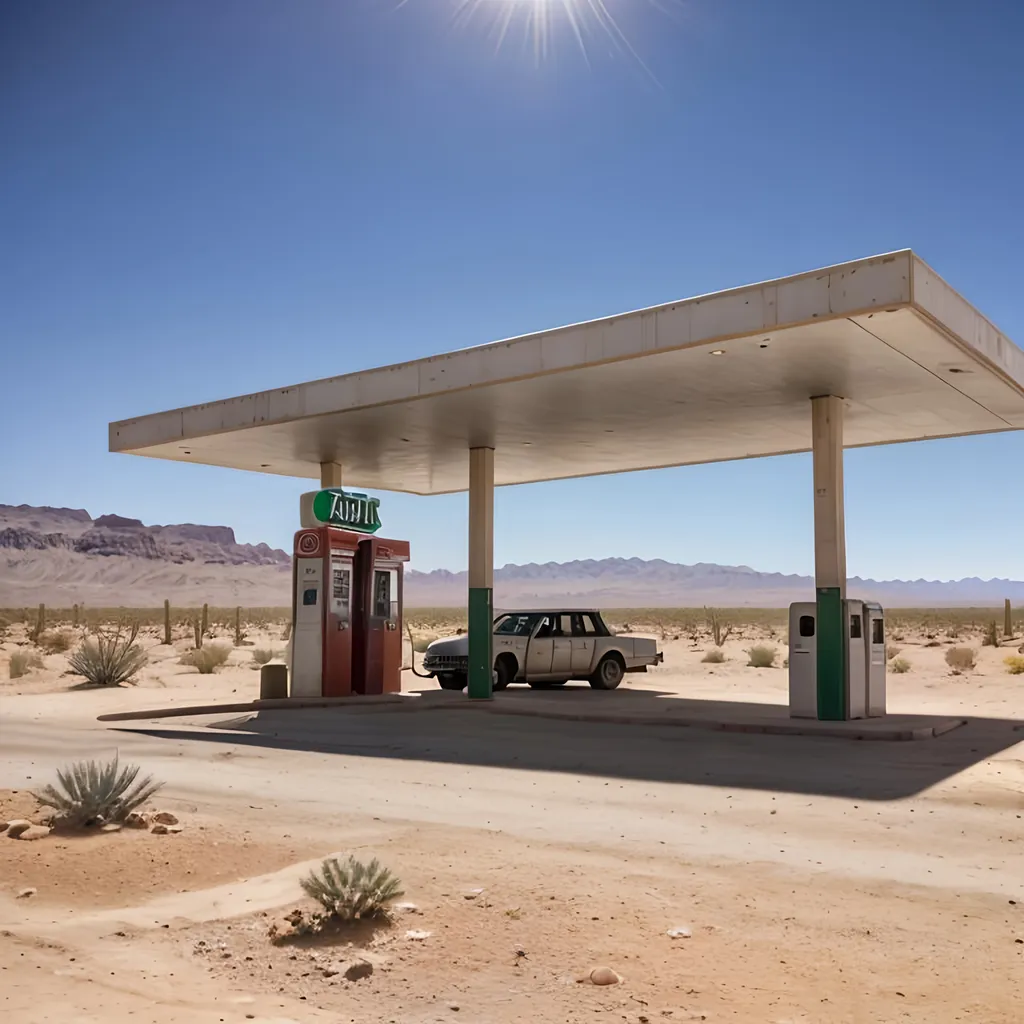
{"left": 589, "top": 966, "right": 621, "bottom": 986}
{"left": 124, "top": 812, "right": 149, "bottom": 829}
{"left": 0, "top": 821, "right": 7, "bottom": 834}
{"left": 343, "top": 959, "right": 373, "bottom": 982}
{"left": 463, "top": 888, "right": 484, "bottom": 900}
{"left": 150, "top": 823, "right": 169, "bottom": 835}
{"left": 321, "top": 965, "right": 341, "bottom": 978}
{"left": 14, "top": 825, "right": 50, "bottom": 841}
{"left": 100, "top": 823, "right": 122, "bottom": 833}
{"left": 667, "top": 926, "right": 692, "bottom": 939}
{"left": 405, "top": 929, "right": 432, "bottom": 941}
{"left": 152, "top": 811, "right": 179, "bottom": 825}
{"left": 166, "top": 824, "right": 184, "bottom": 834}
{"left": 5, "top": 820, "right": 32, "bottom": 839}
{"left": 16, "top": 887, "right": 37, "bottom": 899}
{"left": 393, "top": 901, "right": 420, "bottom": 914}
{"left": 449, "top": 1002, "right": 460, "bottom": 1011}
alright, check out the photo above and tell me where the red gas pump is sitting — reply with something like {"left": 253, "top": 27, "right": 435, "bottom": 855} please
{"left": 352, "top": 536, "right": 410, "bottom": 694}
{"left": 291, "top": 526, "right": 363, "bottom": 697}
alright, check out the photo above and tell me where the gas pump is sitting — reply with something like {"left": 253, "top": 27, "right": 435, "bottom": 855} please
{"left": 353, "top": 536, "right": 410, "bottom": 694}
{"left": 788, "top": 599, "right": 886, "bottom": 719}
{"left": 289, "top": 488, "right": 410, "bottom": 698}
{"left": 291, "top": 526, "right": 362, "bottom": 697}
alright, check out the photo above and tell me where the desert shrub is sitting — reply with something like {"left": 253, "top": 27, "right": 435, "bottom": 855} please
{"left": 411, "top": 634, "right": 437, "bottom": 654}
{"left": 251, "top": 647, "right": 278, "bottom": 666}
{"left": 701, "top": 649, "right": 725, "bottom": 664}
{"left": 9, "top": 649, "right": 45, "bottom": 679}
{"left": 890, "top": 656, "right": 911, "bottom": 674}
{"left": 944, "top": 646, "right": 977, "bottom": 673}
{"left": 746, "top": 644, "right": 777, "bottom": 668}
{"left": 181, "top": 642, "right": 231, "bottom": 673}
{"left": 38, "top": 628, "right": 75, "bottom": 654}
{"left": 1004, "top": 655, "right": 1024, "bottom": 675}
{"left": 982, "top": 621, "right": 999, "bottom": 647}
{"left": 301, "top": 856, "right": 404, "bottom": 921}
{"left": 32, "top": 754, "right": 163, "bottom": 827}
{"left": 885, "top": 645, "right": 901, "bottom": 661}
{"left": 69, "top": 623, "right": 147, "bottom": 686}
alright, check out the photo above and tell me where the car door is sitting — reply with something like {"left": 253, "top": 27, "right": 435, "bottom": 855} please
{"left": 525, "top": 615, "right": 554, "bottom": 678}
{"left": 550, "top": 614, "right": 573, "bottom": 677}
{"left": 571, "top": 613, "right": 599, "bottom": 675}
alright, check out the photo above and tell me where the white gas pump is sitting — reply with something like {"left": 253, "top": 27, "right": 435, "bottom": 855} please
{"left": 788, "top": 600, "right": 887, "bottom": 720}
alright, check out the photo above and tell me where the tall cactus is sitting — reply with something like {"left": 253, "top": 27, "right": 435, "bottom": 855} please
{"left": 163, "top": 599, "right": 172, "bottom": 646}
{"left": 234, "top": 606, "right": 242, "bottom": 647}
{"left": 193, "top": 616, "right": 203, "bottom": 649}
{"left": 33, "top": 603, "right": 45, "bottom": 641}
{"left": 73, "top": 603, "right": 80, "bottom": 628}
{"left": 1007, "top": 598, "right": 1014, "bottom": 639}
{"left": 201, "top": 602, "right": 209, "bottom": 639}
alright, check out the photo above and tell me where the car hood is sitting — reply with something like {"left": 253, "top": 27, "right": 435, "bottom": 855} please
{"left": 425, "top": 635, "right": 469, "bottom": 657}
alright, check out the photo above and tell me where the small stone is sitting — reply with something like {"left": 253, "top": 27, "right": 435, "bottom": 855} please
{"left": 16, "top": 887, "right": 37, "bottom": 899}
{"left": 343, "top": 959, "right": 373, "bottom": 982}
{"left": 449, "top": 1003, "right": 460, "bottom": 1011}
{"left": 393, "top": 901, "right": 420, "bottom": 914}
{"left": 463, "top": 888, "right": 484, "bottom": 900}
{"left": 667, "top": 926, "right": 692, "bottom": 939}
{"left": 166, "top": 825, "right": 184, "bottom": 834}
{"left": 321, "top": 965, "right": 341, "bottom": 978}
{"left": 15, "top": 825, "right": 50, "bottom": 841}
{"left": 150, "top": 823, "right": 169, "bottom": 835}
{"left": 0, "top": 821, "right": 8, "bottom": 834}
{"left": 124, "top": 812, "right": 149, "bottom": 829}
{"left": 152, "top": 811, "right": 179, "bottom": 825}
{"left": 589, "top": 966, "right": 621, "bottom": 986}
{"left": 5, "top": 820, "right": 32, "bottom": 839}
{"left": 405, "top": 929, "right": 431, "bottom": 941}
{"left": 100, "top": 823, "right": 122, "bottom": 833}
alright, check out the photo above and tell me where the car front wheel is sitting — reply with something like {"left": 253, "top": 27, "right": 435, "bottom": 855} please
{"left": 590, "top": 654, "right": 625, "bottom": 690}
{"left": 437, "top": 672, "right": 466, "bottom": 691}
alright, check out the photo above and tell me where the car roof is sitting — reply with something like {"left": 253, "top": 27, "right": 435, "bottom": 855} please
{"left": 496, "top": 609, "right": 601, "bottom": 615}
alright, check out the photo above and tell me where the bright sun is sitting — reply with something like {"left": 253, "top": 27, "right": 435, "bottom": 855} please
{"left": 405, "top": 0, "right": 677, "bottom": 70}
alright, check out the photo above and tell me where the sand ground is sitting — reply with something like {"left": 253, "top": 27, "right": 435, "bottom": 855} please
{"left": 1, "top": 624, "right": 1022, "bottom": 1022}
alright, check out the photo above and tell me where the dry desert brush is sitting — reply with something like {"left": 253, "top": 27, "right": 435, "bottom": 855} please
{"left": 890, "top": 656, "right": 912, "bottom": 674}
{"left": 33, "top": 754, "right": 163, "bottom": 828}
{"left": 746, "top": 644, "right": 778, "bottom": 668}
{"left": 301, "top": 855, "right": 404, "bottom": 922}
{"left": 701, "top": 649, "right": 726, "bottom": 664}
{"left": 69, "top": 622, "right": 148, "bottom": 686}
{"left": 180, "top": 642, "right": 231, "bottom": 673}
{"left": 944, "top": 646, "right": 977, "bottom": 674}
{"left": 9, "top": 649, "right": 45, "bottom": 679}
{"left": 1004, "top": 655, "right": 1024, "bottom": 675}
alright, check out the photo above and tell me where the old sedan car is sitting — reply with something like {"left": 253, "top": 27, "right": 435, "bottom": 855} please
{"left": 421, "top": 609, "right": 662, "bottom": 691}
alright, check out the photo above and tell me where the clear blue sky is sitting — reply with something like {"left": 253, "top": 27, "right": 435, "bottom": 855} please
{"left": 2, "top": 0, "right": 1022, "bottom": 581}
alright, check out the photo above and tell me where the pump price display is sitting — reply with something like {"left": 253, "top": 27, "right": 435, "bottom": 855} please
{"left": 312, "top": 488, "right": 382, "bottom": 534}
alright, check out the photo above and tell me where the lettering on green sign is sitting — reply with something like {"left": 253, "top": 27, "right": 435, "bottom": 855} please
{"left": 311, "top": 489, "right": 382, "bottom": 534}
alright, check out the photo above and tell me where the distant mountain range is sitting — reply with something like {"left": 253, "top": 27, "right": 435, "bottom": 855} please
{"left": 1, "top": 504, "right": 1020, "bottom": 609}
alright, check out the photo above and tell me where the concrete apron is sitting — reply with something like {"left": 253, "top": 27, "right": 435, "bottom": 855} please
{"left": 98, "top": 691, "right": 965, "bottom": 741}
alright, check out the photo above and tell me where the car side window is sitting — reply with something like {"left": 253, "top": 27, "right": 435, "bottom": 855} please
{"left": 553, "top": 614, "right": 572, "bottom": 637}
{"left": 573, "top": 614, "right": 599, "bottom": 637}
{"left": 534, "top": 616, "right": 552, "bottom": 639}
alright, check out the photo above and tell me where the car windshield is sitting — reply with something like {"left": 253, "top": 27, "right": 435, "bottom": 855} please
{"left": 493, "top": 613, "right": 541, "bottom": 637}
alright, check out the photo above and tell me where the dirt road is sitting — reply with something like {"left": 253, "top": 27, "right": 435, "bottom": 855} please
{"left": 1, "top": 634, "right": 1022, "bottom": 1022}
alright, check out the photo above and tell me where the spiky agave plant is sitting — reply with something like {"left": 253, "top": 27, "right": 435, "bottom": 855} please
{"left": 300, "top": 856, "right": 404, "bottom": 920}
{"left": 68, "top": 622, "right": 147, "bottom": 686}
{"left": 33, "top": 754, "right": 163, "bottom": 827}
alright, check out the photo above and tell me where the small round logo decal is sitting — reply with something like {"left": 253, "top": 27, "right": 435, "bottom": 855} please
{"left": 297, "top": 531, "right": 320, "bottom": 556}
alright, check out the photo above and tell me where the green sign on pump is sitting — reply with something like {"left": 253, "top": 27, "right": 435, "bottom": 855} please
{"left": 311, "top": 489, "right": 382, "bottom": 534}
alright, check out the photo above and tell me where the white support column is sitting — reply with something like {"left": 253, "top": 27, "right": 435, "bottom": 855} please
{"left": 811, "top": 395, "right": 848, "bottom": 721}
{"left": 467, "top": 447, "right": 494, "bottom": 699}
{"left": 320, "top": 462, "right": 342, "bottom": 489}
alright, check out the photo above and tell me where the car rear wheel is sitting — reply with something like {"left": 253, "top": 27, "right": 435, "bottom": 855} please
{"left": 590, "top": 654, "right": 625, "bottom": 690}
{"left": 437, "top": 672, "right": 465, "bottom": 691}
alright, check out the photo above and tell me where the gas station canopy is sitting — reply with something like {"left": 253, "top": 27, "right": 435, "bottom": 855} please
{"left": 109, "top": 251, "right": 1024, "bottom": 493}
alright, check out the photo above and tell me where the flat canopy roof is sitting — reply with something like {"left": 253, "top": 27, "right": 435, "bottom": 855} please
{"left": 110, "top": 251, "right": 1024, "bottom": 495}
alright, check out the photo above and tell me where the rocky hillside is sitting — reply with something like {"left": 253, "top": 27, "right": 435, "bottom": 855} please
{"left": 0, "top": 505, "right": 291, "bottom": 607}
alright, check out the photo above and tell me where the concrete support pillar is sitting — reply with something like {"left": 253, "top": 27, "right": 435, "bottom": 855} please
{"left": 320, "top": 462, "right": 343, "bottom": 488}
{"left": 467, "top": 447, "right": 494, "bottom": 700}
{"left": 811, "top": 396, "right": 847, "bottom": 721}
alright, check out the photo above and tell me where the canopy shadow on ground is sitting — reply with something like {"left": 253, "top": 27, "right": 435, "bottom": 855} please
{"left": 118, "top": 689, "right": 1023, "bottom": 801}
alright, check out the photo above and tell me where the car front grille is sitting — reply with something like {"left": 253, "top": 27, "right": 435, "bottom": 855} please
{"left": 423, "top": 654, "right": 469, "bottom": 669}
